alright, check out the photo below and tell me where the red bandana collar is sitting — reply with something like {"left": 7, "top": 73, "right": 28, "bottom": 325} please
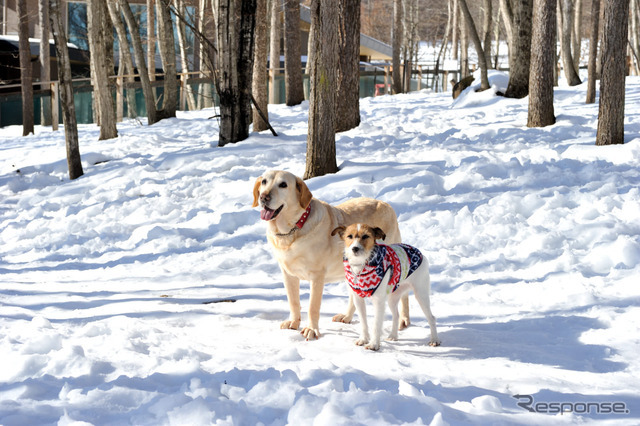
{"left": 296, "top": 204, "right": 312, "bottom": 229}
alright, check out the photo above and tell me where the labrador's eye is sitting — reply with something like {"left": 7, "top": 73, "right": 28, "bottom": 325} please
{"left": 262, "top": 179, "right": 267, "bottom": 185}
{"left": 279, "top": 182, "right": 288, "bottom": 188}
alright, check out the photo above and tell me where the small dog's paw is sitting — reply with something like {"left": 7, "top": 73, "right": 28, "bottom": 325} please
{"left": 399, "top": 317, "right": 410, "bottom": 330}
{"left": 429, "top": 340, "right": 441, "bottom": 347}
{"left": 386, "top": 334, "right": 398, "bottom": 342}
{"left": 365, "top": 342, "right": 380, "bottom": 351}
{"left": 332, "top": 313, "right": 353, "bottom": 324}
{"left": 355, "top": 338, "right": 368, "bottom": 346}
{"left": 280, "top": 319, "right": 300, "bottom": 330}
{"left": 301, "top": 327, "right": 320, "bottom": 340}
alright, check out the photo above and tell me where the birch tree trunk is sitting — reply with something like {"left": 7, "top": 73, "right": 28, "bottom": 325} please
{"left": 304, "top": 0, "right": 338, "bottom": 179}
{"left": 284, "top": 0, "right": 304, "bottom": 105}
{"left": 18, "top": 0, "right": 34, "bottom": 136}
{"left": 596, "top": 0, "right": 629, "bottom": 145}
{"left": 252, "top": 0, "right": 269, "bottom": 131}
{"left": 335, "top": 0, "right": 360, "bottom": 133}
{"left": 50, "top": 0, "right": 83, "bottom": 179}
{"left": 88, "top": 0, "right": 118, "bottom": 140}
{"left": 528, "top": 0, "right": 556, "bottom": 127}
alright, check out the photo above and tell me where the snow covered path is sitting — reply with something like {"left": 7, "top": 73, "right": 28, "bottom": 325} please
{"left": 1, "top": 75, "right": 639, "bottom": 425}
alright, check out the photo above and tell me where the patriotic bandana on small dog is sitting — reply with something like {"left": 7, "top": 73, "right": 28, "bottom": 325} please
{"left": 344, "top": 243, "right": 423, "bottom": 297}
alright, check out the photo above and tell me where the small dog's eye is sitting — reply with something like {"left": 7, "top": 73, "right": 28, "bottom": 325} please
{"left": 346, "top": 235, "right": 353, "bottom": 239}
{"left": 279, "top": 182, "right": 288, "bottom": 188}
{"left": 261, "top": 179, "right": 267, "bottom": 185}
{"left": 361, "top": 234, "right": 369, "bottom": 240}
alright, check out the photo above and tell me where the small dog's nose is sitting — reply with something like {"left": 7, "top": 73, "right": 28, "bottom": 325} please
{"left": 352, "top": 246, "right": 360, "bottom": 254}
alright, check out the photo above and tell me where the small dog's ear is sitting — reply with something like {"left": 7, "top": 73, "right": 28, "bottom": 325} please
{"left": 252, "top": 177, "right": 262, "bottom": 208}
{"left": 331, "top": 226, "right": 346, "bottom": 238}
{"left": 296, "top": 177, "right": 313, "bottom": 209}
{"left": 373, "top": 227, "right": 386, "bottom": 241}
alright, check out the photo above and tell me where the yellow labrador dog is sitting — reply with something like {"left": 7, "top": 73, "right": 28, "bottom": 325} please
{"left": 253, "top": 170, "right": 411, "bottom": 340}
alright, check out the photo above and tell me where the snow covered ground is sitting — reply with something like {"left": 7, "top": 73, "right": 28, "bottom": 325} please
{"left": 1, "top": 73, "right": 639, "bottom": 425}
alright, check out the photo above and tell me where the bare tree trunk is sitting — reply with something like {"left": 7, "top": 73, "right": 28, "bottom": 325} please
{"left": 304, "top": 0, "right": 338, "bottom": 179}
{"left": 482, "top": 0, "right": 493, "bottom": 68}
{"left": 116, "top": 0, "right": 159, "bottom": 124}
{"left": 586, "top": 0, "right": 600, "bottom": 103}
{"left": 452, "top": 0, "right": 459, "bottom": 60}
{"left": 217, "top": 0, "right": 257, "bottom": 146}
{"left": 596, "top": 0, "right": 629, "bottom": 145}
{"left": 252, "top": 0, "right": 269, "bottom": 131}
{"left": 528, "top": 0, "right": 556, "bottom": 127}
{"left": 335, "top": 0, "right": 360, "bottom": 133}
{"left": 284, "top": 0, "right": 304, "bottom": 105}
{"left": 630, "top": 0, "right": 640, "bottom": 75}
{"left": 434, "top": 0, "right": 453, "bottom": 91}
{"left": 504, "top": 0, "right": 533, "bottom": 98}
{"left": 459, "top": 1, "right": 470, "bottom": 78}
{"left": 269, "top": 0, "right": 282, "bottom": 104}
{"left": 50, "top": 0, "right": 83, "bottom": 179}
{"left": 147, "top": 0, "right": 157, "bottom": 81}
{"left": 572, "top": 0, "right": 582, "bottom": 71}
{"left": 18, "top": 0, "right": 34, "bottom": 136}
{"left": 88, "top": 0, "right": 118, "bottom": 140}
{"left": 198, "top": 0, "right": 213, "bottom": 108}
{"left": 156, "top": 0, "right": 178, "bottom": 119}
{"left": 459, "top": 0, "right": 490, "bottom": 90}
{"left": 39, "top": 0, "right": 52, "bottom": 126}
{"left": 175, "top": 0, "right": 197, "bottom": 111}
{"left": 107, "top": 1, "right": 137, "bottom": 118}
{"left": 559, "top": 0, "right": 582, "bottom": 85}
{"left": 392, "top": 0, "right": 403, "bottom": 93}
{"left": 499, "top": 0, "right": 514, "bottom": 50}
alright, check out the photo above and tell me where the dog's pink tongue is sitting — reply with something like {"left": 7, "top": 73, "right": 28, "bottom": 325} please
{"left": 261, "top": 207, "right": 275, "bottom": 221}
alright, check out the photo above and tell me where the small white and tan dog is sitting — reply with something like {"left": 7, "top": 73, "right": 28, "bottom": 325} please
{"left": 332, "top": 223, "right": 440, "bottom": 351}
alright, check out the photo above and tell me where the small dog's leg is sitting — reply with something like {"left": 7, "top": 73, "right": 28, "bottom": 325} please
{"left": 386, "top": 293, "right": 400, "bottom": 341}
{"left": 399, "top": 294, "right": 411, "bottom": 330}
{"left": 413, "top": 278, "right": 440, "bottom": 347}
{"left": 365, "top": 294, "right": 386, "bottom": 351}
{"left": 353, "top": 294, "right": 369, "bottom": 346}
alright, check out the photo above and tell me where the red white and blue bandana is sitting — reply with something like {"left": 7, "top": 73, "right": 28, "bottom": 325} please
{"left": 344, "top": 243, "right": 423, "bottom": 298}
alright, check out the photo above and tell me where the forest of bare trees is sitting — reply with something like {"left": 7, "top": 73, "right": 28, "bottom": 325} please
{"left": 10, "top": 0, "right": 637, "bottom": 180}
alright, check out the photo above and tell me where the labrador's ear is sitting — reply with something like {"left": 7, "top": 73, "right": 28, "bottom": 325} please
{"left": 296, "top": 177, "right": 313, "bottom": 209}
{"left": 252, "top": 177, "right": 262, "bottom": 208}
{"left": 372, "top": 227, "right": 386, "bottom": 241}
{"left": 331, "top": 226, "right": 346, "bottom": 239}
